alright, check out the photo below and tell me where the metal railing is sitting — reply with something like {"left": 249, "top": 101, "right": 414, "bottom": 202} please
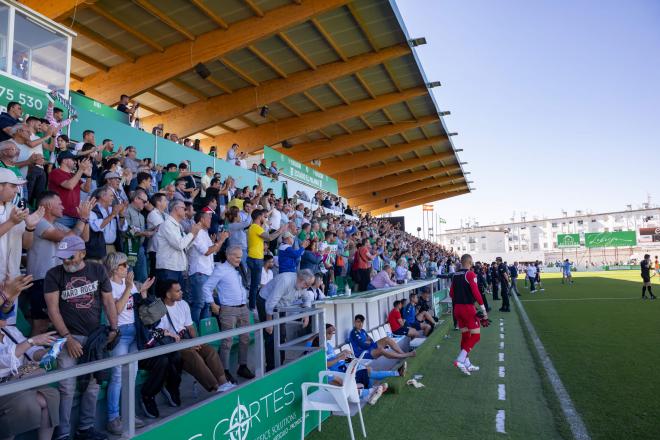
{"left": 0, "top": 307, "right": 326, "bottom": 438}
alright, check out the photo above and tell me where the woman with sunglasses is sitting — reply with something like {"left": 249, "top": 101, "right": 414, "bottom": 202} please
{"left": 104, "top": 252, "right": 154, "bottom": 434}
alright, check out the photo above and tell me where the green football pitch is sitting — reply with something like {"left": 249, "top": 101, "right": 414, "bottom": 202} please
{"left": 309, "top": 271, "right": 660, "bottom": 440}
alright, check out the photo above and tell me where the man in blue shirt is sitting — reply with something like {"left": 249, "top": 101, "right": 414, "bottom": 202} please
{"left": 402, "top": 292, "right": 434, "bottom": 336}
{"left": 349, "top": 314, "right": 414, "bottom": 361}
{"left": 0, "top": 102, "right": 21, "bottom": 142}
{"left": 562, "top": 259, "right": 573, "bottom": 285}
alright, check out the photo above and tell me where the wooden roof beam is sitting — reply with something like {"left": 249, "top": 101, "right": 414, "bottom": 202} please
{"left": 327, "top": 82, "right": 350, "bottom": 105}
{"left": 370, "top": 189, "right": 470, "bottom": 216}
{"left": 191, "top": 0, "right": 229, "bottom": 29}
{"left": 279, "top": 100, "right": 301, "bottom": 117}
{"left": 201, "top": 87, "right": 427, "bottom": 153}
{"left": 170, "top": 79, "right": 207, "bottom": 101}
{"left": 355, "top": 72, "right": 375, "bottom": 99}
{"left": 311, "top": 18, "right": 347, "bottom": 61}
{"left": 248, "top": 46, "right": 288, "bottom": 78}
{"left": 287, "top": 114, "right": 437, "bottom": 163}
{"left": 340, "top": 165, "right": 463, "bottom": 198}
{"left": 349, "top": 175, "right": 464, "bottom": 206}
{"left": 320, "top": 137, "right": 451, "bottom": 175}
{"left": 88, "top": 4, "right": 164, "bottom": 52}
{"left": 360, "top": 184, "right": 469, "bottom": 212}
{"left": 206, "top": 76, "right": 233, "bottom": 94}
{"left": 67, "top": 22, "right": 136, "bottom": 61}
{"left": 81, "top": 0, "right": 349, "bottom": 103}
{"left": 220, "top": 58, "right": 260, "bottom": 87}
{"left": 303, "top": 91, "right": 325, "bottom": 111}
{"left": 141, "top": 44, "right": 410, "bottom": 137}
{"left": 243, "top": 0, "right": 265, "bottom": 17}
{"left": 134, "top": 0, "right": 195, "bottom": 40}
{"left": 278, "top": 32, "right": 317, "bottom": 70}
{"left": 134, "top": 102, "right": 161, "bottom": 115}
{"left": 22, "top": 0, "right": 96, "bottom": 21}
{"left": 335, "top": 153, "right": 450, "bottom": 187}
{"left": 71, "top": 49, "right": 109, "bottom": 72}
{"left": 347, "top": 3, "right": 378, "bottom": 52}
{"left": 148, "top": 89, "right": 184, "bottom": 108}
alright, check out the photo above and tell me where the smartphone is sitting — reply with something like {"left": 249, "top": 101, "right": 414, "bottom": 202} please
{"left": 16, "top": 199, "right": 26, "bottom": 209}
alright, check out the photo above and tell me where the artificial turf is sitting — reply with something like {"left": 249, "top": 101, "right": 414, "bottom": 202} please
{"left": 519, "top": 271, "right": 660, "bottom": 440}
{"left": 309, "top": 297, "right": 562, "bottom": 440}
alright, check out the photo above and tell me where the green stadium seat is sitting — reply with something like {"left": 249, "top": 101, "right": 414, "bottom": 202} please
{"left": 16, "top": 306, "right": 32, "bottom": 336}
{"left": 198, "top": 317, "right": 221, "bottom": 350}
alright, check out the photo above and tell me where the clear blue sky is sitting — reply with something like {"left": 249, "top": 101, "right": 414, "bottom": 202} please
{"left": 392, "top": 0, "right": 660, "bottom": 234}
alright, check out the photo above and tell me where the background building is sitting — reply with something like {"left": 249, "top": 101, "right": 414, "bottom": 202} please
{"left": 439, "top": 205, "right": 660, "bottom": 265}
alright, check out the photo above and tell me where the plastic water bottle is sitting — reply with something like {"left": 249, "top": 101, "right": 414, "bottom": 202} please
{"left": 345, "top": 284, "right": 351, "bottom": 296}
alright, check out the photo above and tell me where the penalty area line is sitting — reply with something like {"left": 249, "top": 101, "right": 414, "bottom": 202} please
{"left": 513, "top": 294, "right": 591, "bottom": 440}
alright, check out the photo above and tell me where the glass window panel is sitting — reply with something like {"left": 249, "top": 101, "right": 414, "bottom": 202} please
{"left": 13, "top": 11, "right": 67, "bottom": 91}
{"left": 0, "top": 6, "right": 8, "bottom": 72}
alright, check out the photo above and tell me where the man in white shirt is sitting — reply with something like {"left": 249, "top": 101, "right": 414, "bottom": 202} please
{"left": 526, "top": 264, "right": 538, "bottom": 293}
{"left": 88, "top": 186, "right": 128, "bottom": 260}
{"left": 146, "top": 192, "right": 167, "bottom": 278}
{"left": 203, "top": 245, "right": 256, "bottom": 381}
{"left": 200, "top": 167, "right": 213, "bottom": 198}
{"left": 156, "top": 279, "right": 235, "bottom": 397}
{"left": 257, "top": 269, "right": 315, "bottom": 371}
{"left": 155, "top": 199, "right": 201, "bottom": 297}
{"left": 188, "top": 207, "right": 227, "bottom": 325}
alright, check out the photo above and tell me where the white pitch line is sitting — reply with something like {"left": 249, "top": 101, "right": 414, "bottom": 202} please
{"left": 520, "top": 297, "right": 637, "bottom": 302}
{"left": 499, "top": 341, "right": 504, "bottom": 349}
{"left": 496, "top": 410, "right": 506, "bottom": 433}
{"left": 513, "top": 293, "right": 591, "bottom": 439}
{"left": 499, "top": 352, "right": 504, "bottom": 362}
{"left": 499, "top": 366, "right": 505, "bottom": 378}
{"left": 500, "top": 333, "right": 504, "bottom": 339}
{"left": 498, "top": 384, "right": 506, "bottom": 400}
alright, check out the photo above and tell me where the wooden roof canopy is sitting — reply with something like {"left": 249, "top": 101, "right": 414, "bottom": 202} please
{"left": 24, "top": 0, "right": 471, "bottom": 214}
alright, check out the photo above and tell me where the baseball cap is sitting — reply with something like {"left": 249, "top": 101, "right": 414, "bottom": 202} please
{"left": 104, "top": 171, "right": 121, "bottom": 180}
{"left": 57, "top": 151, "right": 76, "bottom": 163}
{"left": 55, "top": 236, "right": 86, "bottom": 259}
{"left": 0, "top": 168, "right": 26, "bottom": 185}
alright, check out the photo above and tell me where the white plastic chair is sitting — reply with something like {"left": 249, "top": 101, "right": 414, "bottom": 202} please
{"left": 301, "top": 352, "right": 367, "bottom": 440}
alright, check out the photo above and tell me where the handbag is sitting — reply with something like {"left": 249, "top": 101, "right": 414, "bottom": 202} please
{"left": 138, "top": 296, "right": 167, "bottom": 326}
{"left": 1, "top": 328, "right": 45, "bottom": 381}
{"left": 166, "top": 311, "right": 192, "bottom": 340}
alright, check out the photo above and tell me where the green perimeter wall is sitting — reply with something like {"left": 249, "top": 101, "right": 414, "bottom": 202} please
{"left": 134, "top": 350, "right": 327, "bottom": 440}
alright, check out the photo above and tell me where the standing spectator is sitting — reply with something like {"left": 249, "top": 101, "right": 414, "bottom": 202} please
{"left": 125, "top": 189, "right": 153, "bottom": 282}
{"left": 354, "top": 239, "right": 376, "bottom": 291}
{"left": 188, "top": 207, "right": 227, "bottom": 325}
{"left": 226, "top": 205, "right": 251, "bottom": 268}
{"left": 246, "top": 209, "right": 286, "bottom": 310}
{"left": 261, "top": 255, "right": 275, "bottom": 288}
{"left": 44, "top": 235, "right": 119, "bottom": 440}
{"left": 27, "top": 192, "right": 93, "bottom": 335}
{"left": 257, "top": 270, "right": 315, "bottom": 371}
{"left": 45, "top": 99, "right": 74, "bottom": 137}
{"left": 509, "top": 261, "right": 521, "bottom": 296}
{"left": 146, "top": 192, "right": 167, "bottom": 277}
{"left": 226, "top": 143, "right": 238, "bottom": 162}
{"left": 104, "top": 171, "right": 129, "bottom": 204}
{"left": 203, "top": 245, "right": 255, "bottom": 381}
{"left": 48, "top": 151, "right": 92, "bottom": 228}
{"left": 0, "top": 102, "right": 21, "bottom": 141}
{"left": 156, "top": 279, "right": 236, "bottom": 393}
{"left": 73, "top": 129, "right": 96, "bottom": 155}
{"left": 104, "top": 252, "right": 153, "bottom": 434}
{"left": 16, "top": 120, "right": 51, "bottom": 204}
{"left": 200, "top": 166, "right": 213, "bottom": 198}
{"left": 0, "top": 168, "right": 44, "bottom": 286}
{"left": 155, "top": 200, "right": 201, "bottom": 291}
{"left": 87, "top": 186, "right": 128, "bottom": 261}
{"left": 278, "top": 232, "right": 309, "bottom": 273}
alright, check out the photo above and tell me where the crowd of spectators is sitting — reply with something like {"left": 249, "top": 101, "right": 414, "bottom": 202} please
{"left": 0, "top": 99, "right": 457, "bottom": 440}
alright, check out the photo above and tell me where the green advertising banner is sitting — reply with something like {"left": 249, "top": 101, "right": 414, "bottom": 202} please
{"left": 584, "top": 231, "right": 637, "bottom": 248}
{"left": 0, "top": 73, "right": 51, "bottom": 118}
{"left": 557, "top": 234, "right": 580, "bottom": 248}
{"left": 134, "top": 350, "right": 327, "bottom": 440}
{"left": 70, "top": 92, "right": 129, "bottom": 124}
{"left": 264, "top": 146, "right": 339, "bottom": 194}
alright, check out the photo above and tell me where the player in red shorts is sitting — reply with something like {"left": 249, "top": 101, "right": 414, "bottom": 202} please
{"left": 450, "top": 253, "right": 488, "bottom": 376}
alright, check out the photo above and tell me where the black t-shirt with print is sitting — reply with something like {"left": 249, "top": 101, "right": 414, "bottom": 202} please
{"left": 44, "top": 262, "right": 112, "bottom": 336}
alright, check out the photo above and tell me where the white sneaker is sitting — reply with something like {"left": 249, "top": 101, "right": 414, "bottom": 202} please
{"left": 453, "top": 360, "right": 471, "bottom": 376}
{"left": 540, "top": 288, "right": 545, "bottom": 291}
{"left": 530, "top": 290, "right": 537, "bottom": 293}
{"left": 466, "top": 364, "right": 480, "bottom": 372}
{"left": 217, "top": 382, "right": 237, "bottom": 393}
{"left": 368, "top": 384, "right": 387, "bottom": 405}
